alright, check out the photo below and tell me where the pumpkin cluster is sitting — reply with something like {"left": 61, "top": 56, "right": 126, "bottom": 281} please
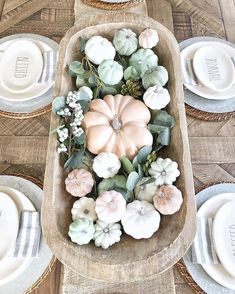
{"left": 52, "top": 28, "right": 183, "bottom": 249}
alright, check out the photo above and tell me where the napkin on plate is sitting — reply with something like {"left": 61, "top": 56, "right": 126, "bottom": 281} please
{"left": 38, "top": 51, "right": 58, "bottom": 83}
{"left": 10, "top": 211, "right": 41, "bottom": 258}
{"left": 191, "top": 217, "right": 220, "bottom": 264}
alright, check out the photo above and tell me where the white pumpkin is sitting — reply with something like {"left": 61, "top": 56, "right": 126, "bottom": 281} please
{"left": 139, "top": 28, "right": 159, "bottom": 49}
{"left": 94, "top": 220, "right": 122, "bottom": 249}
{"left": 85, "top": 36, "right": 116, "bottom": 65}
{"left": 95, "top": 190, "right": 126, "bottom": 223}
{"left": 121, "top": 200, "right": 161, "bottom": 239}
{"left": 93, "top": 152, "right": 121, "bottom": 178}
{"left": 134, "top": 177, "right": 158, "bottom": 203}
{"left": 98, "top": 60, "right": 123, "bottom": 85}
{"left": 143, "top": 85, "right": 170, "bottom": 110}
{"left": 149, "top": 158, "right": 180, "bottom": 186}
{"left": 71, "top": 197, "right": 97, "bottom": 222}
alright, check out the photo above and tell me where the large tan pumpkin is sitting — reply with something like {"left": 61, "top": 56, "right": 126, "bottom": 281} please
{"left": 82, "top": 94, "right": 153, "bottom": 159}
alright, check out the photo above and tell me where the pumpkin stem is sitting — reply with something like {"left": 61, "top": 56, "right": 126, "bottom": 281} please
{"left": 111, "top": 114, "right": 122, "bottom": 132}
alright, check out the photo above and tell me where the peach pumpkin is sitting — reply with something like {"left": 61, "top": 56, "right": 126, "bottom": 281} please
{"left": 82, "top": 94, "right": 153, "bottom": 159}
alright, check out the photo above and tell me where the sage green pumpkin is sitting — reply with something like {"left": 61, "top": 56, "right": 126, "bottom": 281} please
{"left": 129, "top": 48, "right": 158, "bottom": 77}
{"left": 68, "top": 218, "right": 95, "bottom": 245}
{"left": 124, "top": 66, "right": 140, "bottom": 80}
{"left": 98, "top": 60, "right": 123, "bottom": 85}
{"left": 142, "top": 66, "right": 169, "bottom": 89}
{"left": 113, "top": 28, "right": 138, "bottom": 56}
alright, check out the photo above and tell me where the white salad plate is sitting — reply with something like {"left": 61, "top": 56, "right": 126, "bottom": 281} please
{"left": 181, "top": 41, "right": 235, "bottom": 100}
{"left": 0, "top": 39, "right": 54, "bottom": 102}
{"left": 213, "top": 201, "right": 235, "bottom": 278}
{"left": 0, "top": 186, "right": 35, "bottom": 286}
{"left": 193, "top": 46, "right": 235, "bottom": 92}
{"left": 197, "top": 192, "right": 235, "bottom": 290}
{"left": 0, "top": 192, "right": 19, "bottom": 261}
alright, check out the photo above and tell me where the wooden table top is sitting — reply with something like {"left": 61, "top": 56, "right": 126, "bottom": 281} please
{"left": 0, "top": 0, "right": 234, "bottom": 293}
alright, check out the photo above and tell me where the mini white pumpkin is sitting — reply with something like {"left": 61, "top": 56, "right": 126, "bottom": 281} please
{"left": 134, "top": 177, "right": 158, "bottom": 203}
{"left": 98, "top": 60, "right": 123, "bottom": 85}
{"left": 139, "top": 28, "right": 159, "bottom": 49}
{"left": 142, "top": 66, "right": 169, "bottom": 89}
{"left": 78, "top": 86, "right": 93, "bottom": 101}
{"left": 94, "top": 220, "right": 122, "bottom": 249}
{"left": 68, "top": 218, "right": 95, "bottom": 245}
{"left": 71, "top": 197, "right": 97, "bottom": 222}
{"left": 85, "top": 36, "right": 115, "bottom": 65}
{"left": 113, "top": 28, "right": 138, "bottom": 56}
{"left": 95, "top": 190, "right": 126, "bottom": 223}
{"left": 93, "top": 152, "right": 121, "bottom": 178}
{"left": 149, "top": 158, "right": 180, "bottom": 186}
{"left": 143, "top": 85, "right": 170, "bottom": 110}
{"left": 153, "top": 185, "right": 183, "bottom": 215}
{"left": 121, "top": 200, "right": 161, "bottom": 239}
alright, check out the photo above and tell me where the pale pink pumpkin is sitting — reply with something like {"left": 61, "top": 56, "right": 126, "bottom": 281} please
{"left": 65, "top": 169, "right": 94, "bottom": 197}
{"left": 139, "top": 28, "right": 159, "bottom": 49}
{"left": 95, "top": 190, "right": 126, "bottom": 223}
{"left": 153, "top": 185, "right": 183, "bottom": 215}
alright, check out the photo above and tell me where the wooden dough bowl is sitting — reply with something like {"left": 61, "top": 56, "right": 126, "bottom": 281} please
{"left": 42, "top": 13, "right": 196, "bottom": 283}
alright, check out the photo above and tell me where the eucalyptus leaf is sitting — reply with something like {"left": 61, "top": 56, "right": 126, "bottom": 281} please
{"left": 64, "top": 148, "right": 85, "bottom": 170}
{"left": 98, "top": 175, "right": 127, "bottom": 194}
{"left": 69, "top": 61, "right": 86, "bottom": 76}
{"left": 121, "top": 156, "right": 135, "bottom": 174}
{"left": 79, "top": 100, "right": 89, "bottom": 112}
{"left": 124, "top": 66, "right": 139, "bottom": 80}
{"left": 152, "top": 110, "right": 175, "bottom": 128}
{"left": 113, "top": 187, "right": 129, "bottom": 201}
{"left": 148, "top": 124, "right": 167, "bottom": 134}
{"left": 139, "top": 177, "right": 156, "bottom": 186}
{"left": 137, "top": 164, "right": 144, "bottom": 180}
{"left": 126, "top": 171, "right": 140, "bottom": 191}
{"left": 74, "top": 133, "right": 85, "bottom": 145}
{"left": 76, "top": 75, "right": 88, "bottom": 87}
{"left": 132, "top": 155, "right": 138, "bottom": 168}
{"left": 101, "top": 85, "right": 117, "bottom": 96}
{"left": 137, "top": 146, "right": 152, "bottom": 164}
{"left": 52, "top": 96, "right": 66, "bottom": 114}
{"left": 79, "top": 87, "right": 92, "bottom": 102}
{"left": 156, "top": 127, "right": 170, "bottom": 146}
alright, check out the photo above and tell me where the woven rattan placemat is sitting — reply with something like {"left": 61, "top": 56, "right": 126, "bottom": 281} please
{"left": 81, "top": 0, "right": 144, "bottom": 10}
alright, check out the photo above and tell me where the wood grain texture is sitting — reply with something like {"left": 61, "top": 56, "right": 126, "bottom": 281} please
{"left": 0, "top": 0, "right": 234, "bottom": 293}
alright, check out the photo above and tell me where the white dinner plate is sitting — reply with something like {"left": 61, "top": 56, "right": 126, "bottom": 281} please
{"left": 0, "top": 39, "right": 54, "bottom": 102}
{"left": 193, "top": 46, "right": 235, "bottom": 92}
{"left": 0, "top": 186, "right": 35, "bottom": 286}
{"left": 213, "top": 201, "right": 235, "bottom": 278}
{"left": 197, "top": 192, "right": 235, "bottom": 290}
{"left": 0, "top": 192, "right": 19, "bottom": 261}
{"left": 0, "top": 40, "right": 43, "bottom": 93}
{"left": 181, "top": 41, "right": 235, "bottom": 100}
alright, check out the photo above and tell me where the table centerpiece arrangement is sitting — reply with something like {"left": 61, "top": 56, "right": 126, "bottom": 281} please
{"left": 52, "top": 27, "right": 184, "bottom": 249}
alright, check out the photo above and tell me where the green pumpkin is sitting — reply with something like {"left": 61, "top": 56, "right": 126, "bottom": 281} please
{"left": 129, "top": 48, "right": 158, "bottom": 76}
{"left": 124, "top": 66, "right": 140, "bottom": 80}
{"left": 142, "top": 66, "right": 169, "bottom": 89}
{"left": 98, "top": 60, "right": 123, "bottom": 86}
{"left": 113, "top": 28, "right": 138, "bottom": 56}
{"left": 68, "top": 218, "right": 95, "bottom": 245}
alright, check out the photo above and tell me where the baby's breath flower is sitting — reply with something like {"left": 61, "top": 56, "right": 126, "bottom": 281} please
{"left": 57, "top": 143, "right": 67, "bottom": 154}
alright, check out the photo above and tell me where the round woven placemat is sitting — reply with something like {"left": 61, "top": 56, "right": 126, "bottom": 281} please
{"left": 185, "top": 104, "right": 235, "bottom": 122}
{"left": 176, "top": 181, "right": 235, "bottom": 293}
{"left": 0, "top": 104, "right": 52, "bottom": 120}
{"left": 0, "top": 172, "right": 57, "bottom": 294}
{"left": 82, "top": 0, "right": 144, "bottom": 10}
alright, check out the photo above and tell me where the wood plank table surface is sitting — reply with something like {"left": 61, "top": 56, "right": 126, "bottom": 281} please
{"left": 0, "top": 0, "right": 234, "bottom": 293}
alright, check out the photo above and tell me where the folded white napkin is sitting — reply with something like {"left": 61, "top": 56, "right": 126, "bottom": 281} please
{"left": 10, "top": 211, "right": 41, "bottom": 258}
{"left": 38, "top": 51, "right": 58, "bottom": 83}
{"left": 191, "top": 217, "right": 220, "bottom": 264}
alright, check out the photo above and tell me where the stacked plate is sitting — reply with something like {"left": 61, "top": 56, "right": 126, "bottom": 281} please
{"left": 0, "top": 175, "right": 53, "bottom": 294}
{"left": 184, "top": 183, "right": 235, "bottom": 294}
{"left": 0, "top": 34, "right": 58, "bottom": 114}
{"left": 180, "top": 37, "right": 235, "bottom": 114}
